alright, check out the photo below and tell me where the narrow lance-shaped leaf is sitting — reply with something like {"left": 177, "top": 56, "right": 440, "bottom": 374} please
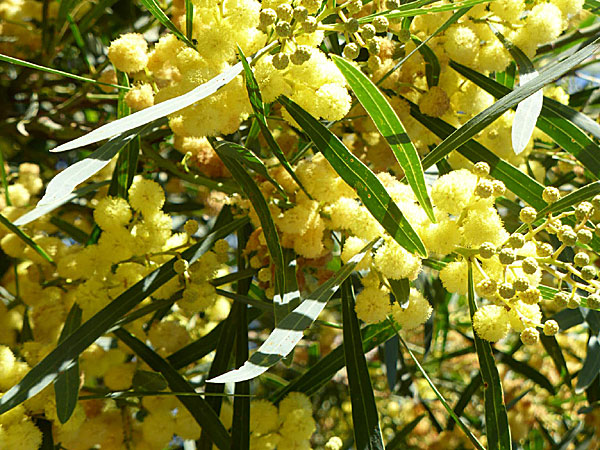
{"left": 207, "top": 239, "right": 378, "bottom": 384}
{"left": 575, "top": 332, "right": 600, "bottom": 393}
{"left": 13, "top": 181, "right": 110, "bottom": 227}
{"left": 467, "top": 261, "right": 512, "bottom": 450}
{"left": 341, "top": 279, "right": 384, "bottom": 450}
{"left": 0, "top": 214, "right": 54, "bottom": 264}
{"left": 491, "top": 27, "right": 543, "bottom": 155}
{"left": 281, "top": 96, "right": 427, "bottom": 257}
{"left": 114, "top": 328, "right": 231, "bottom": 449}
{"left": 332, "top": 55, "right": 435, "bottom": 224}
{"left": 450, "top": 60, "right": 600, "bottom": 178}
{"left": 138, "top": 0, "right": 197, "bottom": 50}
{"left": 422, "top": 37, "right": 600, "bottom": 169}
{"left": 51, "top": 61, "right": 246, "bottom": 153}
{"left": 212, "top": 140, "right": 290, "bottom": 324}
{"left": 0, "top": 217, "right": 247, "bottom": 416}
{"left": 238, "top": 46, "right": 308, "bottom": 197}
{"left": 54, "top": 304, "right": 82, "bottom": 424}
{"left": 411, "top": 37, "right": 440, "bottom": 88}
{"left": 38, "top": 120, "right": 157, "bottom": 207}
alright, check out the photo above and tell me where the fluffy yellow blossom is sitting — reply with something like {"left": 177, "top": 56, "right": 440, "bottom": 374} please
{"left": 107, "top": 33, "right": 149, "bottom": 73}
{"left": 419, "top": 86, "right": 450, "bottom": 118}
{"left": 250, "top": 399, "right": 279, "bottom": 435}
{"left": 460, "top": 205, "right": 509, "bottom": 248}
{"left": 355, "top": 284, "right": 392, "bottom": 324}
{"left": 473, "top": 304, "right": 511, "bottom": 342}
{"left": 431, "top": 169, "right": 477, "bottom": 216}
{"left": 0, "top": 419, "right": 42, "bottom": 450}
{"left": 508, "top": 300, "right": 542, "bottom": 332}
{"left": 444, "top": 25, "right": 479, "bottom": 67}
{"left": 341, "top": 236, "right": 372, "bottom": 271}
{"left": 124, "top": 83, "right": 155, "bottom": 110}
{"left": 420, "top": 217, "right": 460, "bottom": 256}
{"left": 392, "top": 289, "right": 433, "bottom": 330}
{"left": 373, "top": 239, "right": 422, "bottom": 281}
{"left": 93, "top": 196, "right": 132, "bottom": 231}
{"left": 128, "top": 177, "right": 165, "bottom": 215}
{"left": 439, "top": 260, "right": 468, "bottom": 295}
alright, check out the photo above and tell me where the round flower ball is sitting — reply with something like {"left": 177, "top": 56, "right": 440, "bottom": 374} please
{"left": 473, "top": 304, "right": 510, "bottom": 342}
{"left": 107, "top": 33, "right": 149, "bottom": 73}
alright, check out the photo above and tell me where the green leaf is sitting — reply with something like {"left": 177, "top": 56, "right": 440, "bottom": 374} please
{"left": 0, "top": 150, "right": 9, "bottom": 206}
{"left": 421, "top": 37, "right": 600, "bottom": 170}
{"left": 49, "top": 216, "right": 89, "bottom": 243}
{"left": 138, "top": 0, "right": 197, "bottom": 50}
{"left": 167, "top": 307, "right": 263, "bottom": 369}
{"left": 185, "top": 0, "right": 194, "bottom": 40}
{"left": 392, "top": 324, "right": 485, "bottom": 450}
{"left": 467, "top": 261, "right": 512, "bottom": 450}
{"left": 51, "top": 62, "right": 245, "bottom": 153}
{"left": 281, "top": 96, "right": 427, "bottom": 257}
{"left": 448, "top": 373, "right": 482, "bottom": 430}
{"left": 576, "top": 333, "right": 600, "bottom": 393}
{"left": 450, "top": 61, "right": 600, "bottom": 178}
{"left": 114, "top": 328, "right": 231, "bottom": 449}
{"left": 0, "top": 217, "right": 247, "bottom": 416}
{"left": 406, "top": 100, "right": 546, "bottom": 209}
{"left": 270, "top": 321, "right": 397, "bottom": 403}
{"left": 131, "top": 370, "right": 169, "bottom": 391}
{"left": 490, "top": 29, "right": 543, "bottom": 155}
{"left": 207, "top": 239, "right": 378, "bottom": 384}
{"left": 54, "top": 304, "right": 82, "bottom": 424}
{"left": 232, "top": 226, "right": 252, "bottom": 450}
{"left": 412, "top": 37, "right": 440, "bottom": 88}
{"left": 332, "top": 55, "right": 435, "bottom": 224}
{"left": 210, "top": 140, "right": 286, "bottom": 198}
{"left": 341, "top": 279, "right": 384, "bottom": 450}
{"left": 0, "top": 214, "right": 54, "bottom": 264}
{"left": 212, "top": 140, "right": 290, "bottom": 324}
{"left": 389, "top": 278, "right": 410, "bottom": 308}
{"left": 238, "top": 46, "right": 308, "bottom": 197}
{"left": 358, "top": 0, "right": 489, "bottom": 23}
{"left": 0, "top": 54, "right": 127, "bottom": 91}
{"left": 540, "top": 334, "right": 571, "bottom": 388}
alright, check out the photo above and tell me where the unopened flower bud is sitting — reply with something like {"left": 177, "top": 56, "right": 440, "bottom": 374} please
{"left": 293, "top": 6, "right": 308, "bottom": 22}
{"left": 373, "top": 16, "right": 389, "bottom": 33}
{"left": 385, "top": 0, "right": 401, "bottom": 9}
{"left": 543, "top": 320, "right": 559, "bottom": 336}
{"left": 174, "top": 259, "right": 189, "bottom": 274}
{"left": 522, "top": 257, "right": 538, "bottom": 275}
{"left": 258, "top": 267, "right": 272, "bottom": 282}
{"left": 475, "top": 179, "right": 494, "bottom": 198}
{"left": 519, "top": 287, "right": 541, "bottom": 305}
{"left": 573, "top": 252, "right": 590, "bottom": 267}
{"left": 492, "top": 180, "right": 506, "bottom": 197}
{"left": 395, "top": 28, "right": 411, "bottom": 43}
{"left": 577, "top": 228, "right": 593, "bottom": 244}
{"left": 361, "top": 24, "right": 376, "bottom": 40}
{"left": 514, "top": 277, "right": 529, "bottom": 292}
{"left": 553, "top": 291, "right": 569, "bottom": 308}
{"left": 272, "top": 52, "right": 290, "bottom": 70}
{"left": 290, "top": 45, "right": 311, "bottom": 65}
{"left": 542, "top": 186, "right": 560, "bottom": 203}
{"left": 259, "top": 8, "right": 277, "bottom": 27}
{"left": 581, "top": 265, "right": 596, "bottom": 281}
{"left": 301, "top": 0, "right": 320, "bottom": 13}
{"left": 499, "top": 248, "right": 516, "bottom": 265}
{"left": 345, "top": 17, "right": 359, "bottom": 33}
{"left": 472, "top": 161, "right": 490, "bottom": 177}
{"left": 302, "top": 16, "right": 318, "bottom": 33}
{"left": 520, "top": 327, "right": 539, "bottom": 345}
{"left": 508, "top": 233, "right": 525, "bottom": 249}
{"left": 558, "top": 225, "right": 577, "bottom": 245}
{"left": 479, "top": 242, "right": 495, "bottom": 259}
{"left": 343, "top": 43, "right": 360, "bottom": 60}
{"left": 536, "top": 242, "right": 553, "bottom": 258}
{"left": 575, "top": 201, "right": 594, "bottom": 222}
{"left": 587, "top": 293, "right": 600, "bottom": 309}
{"left": 214, "top": 239, "right": 230, "bottom": 254}
{"left": 366, "top": 38, "right": 381, "bottom": 55}
{"left": 275, "top": 21, "right": 292, "bottom": 37}
{"left": 592, "top": 194, "right": 600, "bottom": 211}
{"left": 499, "top": 282, "right": 515, "bottom": 299}
{"left": 347, "top": 0, "right": 363, "bottom": 14}
{"left": 476, "top": 279, "right": 498, "bottom": 297}
{"left": 276, "top": 3, "right": 293, "bottom": 21}
{"left": 184, "top": 219, "right": 199, "bottom": 235}
{"left": 568, "top": 294, "right": 581, "bottom": 309}
{"left": 519, "top": 206, "right": 537, "bottom": 224}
